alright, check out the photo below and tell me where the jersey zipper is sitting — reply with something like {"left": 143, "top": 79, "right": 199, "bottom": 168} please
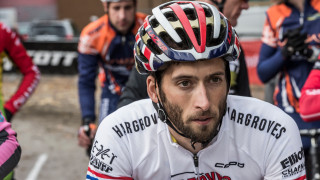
{"left": 193, "top": 154, "right": 199, "bottom": 177}
{"left": 299, "top": 12, "right": 304, "bottom": 25}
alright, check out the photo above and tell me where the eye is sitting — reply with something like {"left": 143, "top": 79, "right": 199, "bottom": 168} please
{"left": 178, "top": 80, "right": 191, "bottom": 88}
{"left": 113, "top": 6, "right": 121, "bottom": 11}
{"left": 210, "top": 76, "right": 222, "bottom": 84}
{"left": 125, "top": 5, "right": 133, "bottom": 10}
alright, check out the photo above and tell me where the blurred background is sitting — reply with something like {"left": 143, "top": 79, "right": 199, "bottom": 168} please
{"left": 0, "top": 0, "right": 270, "bottom": 179}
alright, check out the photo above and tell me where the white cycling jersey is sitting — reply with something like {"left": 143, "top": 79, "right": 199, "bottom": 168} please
{"left": 86, "top": 95, "right": 306, "bottom": 180}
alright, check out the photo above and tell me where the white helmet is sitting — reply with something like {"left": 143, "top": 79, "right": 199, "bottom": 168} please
{"left": 134, "top": 1, "right": 241, "bottom": 75}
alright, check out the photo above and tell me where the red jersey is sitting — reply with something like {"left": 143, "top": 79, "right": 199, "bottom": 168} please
{"left": 0, "top": 23, "right": 40, "bottom": 115}
{"left": 300, "top": 64, "right": 320, "bottom": 122}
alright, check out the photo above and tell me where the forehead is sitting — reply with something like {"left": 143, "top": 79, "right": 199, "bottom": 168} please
{"left": 165, "top": 58, "right": 226, "bottom": 77}
{"left": 109, "top": 0, "right": 134, "bottom": 7}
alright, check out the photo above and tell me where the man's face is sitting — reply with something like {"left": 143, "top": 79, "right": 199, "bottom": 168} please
{"left": 197, "top": 0, "right": 249, "bottom": 27}
{"left": 222, "top": 0, "right": 249, "bottom": 26}
{"left": 156, "top": 58, "right": 228, "bottom": 143}
{"left": 106, "top": 1, "right": 135, "bottom": 34}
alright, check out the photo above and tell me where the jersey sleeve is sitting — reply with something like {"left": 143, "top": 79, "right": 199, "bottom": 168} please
{"left": 0, "top": 113, "right": 21, "bottom": 179}
{"left": 77, "top": 53, "right": 99, "bottom": 121}
{"left": 264, "top": 113, "right": 306, "bottom": 180}
{"left": 257, "top": 18, "right": 285, "bottom": 83}
{"left": 86, "top": 114, "right": 133, "bottom": 179}
{"left": 1, "top": 24, "right": 40, "bottom": 114}
{"left": 299, "top": 68, "right": 320, "bottom": 122}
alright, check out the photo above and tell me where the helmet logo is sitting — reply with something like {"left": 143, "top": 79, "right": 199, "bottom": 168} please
{"left": 147, "top": 29, "right": 168, "bottom": 52}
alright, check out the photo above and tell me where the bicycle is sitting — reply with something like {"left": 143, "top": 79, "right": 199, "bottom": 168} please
{"left": 300, "top": 128, "right": 320, "bottom": 180}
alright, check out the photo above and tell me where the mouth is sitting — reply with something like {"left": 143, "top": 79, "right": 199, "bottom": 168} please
{"left": 192, "top": 117, "right": 213, "bottom": 125}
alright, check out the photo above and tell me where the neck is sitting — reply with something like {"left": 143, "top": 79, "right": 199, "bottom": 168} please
{"left": 290, "top": 0, "right": 305, "bottom": 12}
{"left": 169, "top": 127, "right": 203, "bottom": 154}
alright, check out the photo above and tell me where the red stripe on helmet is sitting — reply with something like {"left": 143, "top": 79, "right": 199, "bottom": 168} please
{"left": 135, "top": 33, "right": 140, "bottom": 42}
{"left": 169, "top": 2, "right": 206, "bottom": 53}
{"left": 144, "top": 63, "right": 152, "bottom": 71}
{"left": 143, "top": 18, "right": 149, "bottom": 29}
{"left": 143, "top": 46, "right": 152, "bottom": 61}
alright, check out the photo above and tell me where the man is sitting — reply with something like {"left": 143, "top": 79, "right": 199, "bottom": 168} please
{"left": 77, "top": 0, "right": 147, "bottom": 152}
{"left": 117, "top": 0, "right": 250, "bottom": 108}
{"left": 0, "top": 22, "right": 40, "bottom": 180}
{"left": 87, "top": 2, "right": 305, "bottom": 179}
{"left": 0, "top": 22, "right": 40, "bottom": 122}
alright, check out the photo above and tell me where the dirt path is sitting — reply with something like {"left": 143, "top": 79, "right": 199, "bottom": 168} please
{"left": 5, "top": 75, "right": 89, "bottom": 179}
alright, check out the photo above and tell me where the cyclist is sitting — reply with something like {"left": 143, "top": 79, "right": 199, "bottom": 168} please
{"left": 257, "top": 0, "right": 320, "bottom": 175}
{"left": 77, "top": 0, "right": 147, "bottom": 151}
{"left": 0, "top": 22, "right": 40, "bottom": 122}
{"left": 87, "top": 2, "right": 306, "bottom": 179}
{"left": 0, "top": 112, "right": 21, "bottom": 179}
{"left": 300, "top": 61, "right": 320, "bottom": 122}
{"left": 0, "top": 22, "right": 40, "bottom": 180}
{"left": 117, "top": 0, "right": 251, "bottom": 108}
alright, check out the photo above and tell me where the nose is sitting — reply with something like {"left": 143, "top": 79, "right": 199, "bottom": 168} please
{"left": 119, "top": 8, "right": 126, "bottom": 20}
{"left": 194, "top": 84, "right": 210, "bottom": 111}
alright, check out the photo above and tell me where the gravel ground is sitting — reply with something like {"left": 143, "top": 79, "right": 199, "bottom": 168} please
{"left": 4, "top": 74, "right": 265, "bottom": 180}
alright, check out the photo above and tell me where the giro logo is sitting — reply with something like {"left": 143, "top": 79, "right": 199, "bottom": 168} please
{"left": 28, "top": 50, "right": 77, "bottom": 67}
{"left": 215, "top": 161, "right": 245, "bottom": 168}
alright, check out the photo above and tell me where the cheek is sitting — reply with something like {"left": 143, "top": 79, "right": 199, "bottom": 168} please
{"left": 126, "top": 10, "right": 135, "bottom": 21}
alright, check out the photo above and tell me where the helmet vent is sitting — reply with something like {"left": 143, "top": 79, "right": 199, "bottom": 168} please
{"left": 164, "top": 11, "right": 178, "bottom": 22}
{"left": 184, "top": 8, "right": 197, "bottom": 21}
{"left": 203, "top": 6, "right": 212, "bottom": 17}
{"left": 147, "top": 39, "right": 162, "bottom": 55}
{"left": 192, "top": 27, "right": 201, "bottom": 46}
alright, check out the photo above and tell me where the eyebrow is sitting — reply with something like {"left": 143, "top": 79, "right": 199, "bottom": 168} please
{"left": 172, "top": 72, "right": 225, "bottom": 81}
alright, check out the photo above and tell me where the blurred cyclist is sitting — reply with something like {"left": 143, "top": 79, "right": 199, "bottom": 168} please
{"left": 0, "top": 22, "right": 40, "bottom": 180}
{"left": 0, "top": 112, "right": 21, "bottom": 179}
{"left": 87, "top": 2, "right": 305, "bottom": 179}
{"left": 257, "top": 0, "right": 320, "bottom": 177}
{"left": 117, "top": 0, "right": 250, "bottom": 108}
{"left": 77, "top": 0, "right": 147, "bottom": 153}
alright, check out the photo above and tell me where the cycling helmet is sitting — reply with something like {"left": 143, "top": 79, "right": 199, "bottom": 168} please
{"left": 134, "top": 1, "right": 241, "bottom": 75}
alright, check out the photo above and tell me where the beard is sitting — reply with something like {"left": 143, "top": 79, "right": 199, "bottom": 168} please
{"left": 159, "top": 88, "right": 227, "bottom": 144}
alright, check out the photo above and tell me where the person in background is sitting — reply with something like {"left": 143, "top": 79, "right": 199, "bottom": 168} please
{"left": 87, "top": 2, "right": 305, "bottom": 179}
{"left": 0, "top": 21, "right": 40, "bottom": 180}
{"left": 77, "top": 0, "right": 147, "bottom": 154}
{"left": 117, "top": 0, "right": 251, "bottom": 108}
{"left": 0, "top": 112, "right": 21, "bottom": 180}
{"left": 257, "top": 0, "right": 320, "bottom": 177}
{"left": 300, "top": 61, "right": 320, "bottom": 122}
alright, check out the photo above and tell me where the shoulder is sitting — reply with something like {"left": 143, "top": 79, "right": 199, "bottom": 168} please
{"left": 80, "top": 15, "right": 108, "bottom": 37}
{"left": 136, "top": 12, "right": 147, "bottom": 20}
{"left": 224, "top": 96, "right": 303, "bottom": 172}
{"left": 132, "top": 12, "right": 148, "bottom": 33}
{"left": 98, "top": 99, "right": 160, "bottom": 139}
{"left": 266, "top": 4, "right": 292, "bottom": 30}
{"left": 311, "top": 0, "right": 320, "bottom": 12}
{"left": 78, "top": 15, "right": 111, "bottom": 54}
{"left": 226, "top": 95, "right": 299, "bottom": 140}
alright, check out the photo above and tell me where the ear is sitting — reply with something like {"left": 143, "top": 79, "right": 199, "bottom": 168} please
{"left": 146, "top": 75, "right": 159, "bottom": 103}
